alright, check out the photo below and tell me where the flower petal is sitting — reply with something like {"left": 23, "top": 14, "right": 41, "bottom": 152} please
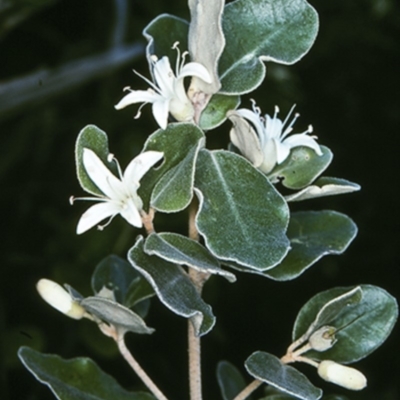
{"left": 82, "top": 148, "right": 124, "bottom": 199}
{"left": 152, "top": 99, "right": 170, "bottom": 129}
{"left": 283, "top": 134, "right": 322, "bottom": 156}
{"left": 235, "top": 108, "right": 266, "bottom": 141}
{"left": 119, "top": 198, "right": 143, "bottom": 228}
{"left": 114, "top": 90, "right": 162, "bottom": 110}
{"left": 76, "top": 201, "right": 121, "bottom": 234}
{"left": 153, "top": 57, "right": 175, "bottom": 97}
{"left": 179, "top": 62, "right": 212, "bottom": 83}
{"left": 124, "top": 151, "right": 164, "bottom": 184}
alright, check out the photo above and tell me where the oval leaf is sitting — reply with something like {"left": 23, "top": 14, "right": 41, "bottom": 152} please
{"left": 264, "top": 211, "right": 358, "bottom": 281}
{"left": 195, "top": 149, "right": 290, "bottom": 271}
{"left": 269, "top": 146, "right": 332, "bottom": 190}
{"left": 285, "top": 177, "right": 361, "bottom": 202}
{"left": 81, "top": 297, "right": 154, "bottom": 335}
{"left": 128, "top": 237, "right": 215, "bottom": 336}
{"left": 219, "top": 0, "right": 319, "bottom": 94}
{"left": 217, "top": 360, "right": 250, "bottom": 400}
{"left": 293, "top": 285, "right": 399, "bottom": 363}
{"left": 145, "top": 232, "right": 236, "bottom": 282}
{"left": 18, "top": 346, "right": 155, "bottom": 400}
{"left": 75, "top": 125, "right": 116, "bottom": 196}
{"left": 245, "top": 351, "right": 322, "bottom": 400}
{"left": 140, "top": 123, "right": 204, "bottom": 212}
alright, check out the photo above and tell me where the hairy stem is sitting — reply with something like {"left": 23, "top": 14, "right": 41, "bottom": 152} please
{"left": 232, "top": 379, "right": 263, "bottom": 400}
{"left": 117, "top": 333, "right": 169, "bottom": 400}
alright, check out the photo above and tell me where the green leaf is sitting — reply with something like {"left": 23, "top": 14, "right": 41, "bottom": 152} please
{"left": 195, "top": 149, "right": 290, "bottom": 271}
{"left": 91, "top": 255, "right": 143, "bottom": 305}
{"left": 80, "top": 297, "right": 154, "bottom": 335}
{"left": 128, "top": 237, "right": 215, "bottom": 336}
{"left": 264, "top": 211, "right": 358, "bottom": 281}
{"left": 245, "top": 351, "right": 322, "bottom": 400}
{"left": 199, "top": 94, "right": 240, "bottom": 130}
{"left": 124, "top": 277, "right": 154, "bottom": 309}
{"left": 269, "top": 146, "right": 332, "bottom": 190}
{"left": 143, "top": 14, "right": 189, "bottom": 60}
{"left": 75, "top": 125, "right": 116, "bottom": 196}
{"left": 140, "top": 123, "right": 204, "bottom": 212}
{"left": 285, "top": 177, "right": 361, "bottom": 202}
{"left": 219, "top": 0, "right": 319, "bottom": 94}
{"left": 18, "top": 346, "right": 155, "bottom": 400}
{"left": 217, "top": 361, "right": 250, "bottom": 400}
{"left": 293, "top": 285, "right": 399, "bottom": 363}
{"left": 144, "top": 232, "right": 236, "bottom": 282}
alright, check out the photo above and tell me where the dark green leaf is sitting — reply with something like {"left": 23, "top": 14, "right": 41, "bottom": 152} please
{"left": 269, "top": 146, "right": 332, "bottom": 190}
{"left": 18, "top": 346, "right": 155, "bottom": 400}
{"left": 219, "top": 0, "right": 319, "bottom": 94}
{"left": 140, "top": 123, "right": 204, "bottom": 212}
{"left": 145, "top": 232, "right": 236, "bottom": 282}
{"left": 293, "top": 285, "right": 398, "bottom": 363}
{"left": 195, "top": 149, "right": 290, "bottom": 271}
{"left": 265, "top": 211, "right": 358, "bottom": 281}
{"left": 199, "top": 94, "right": 240, "bottom": 130}
{"left": 245, "top": 351, "right": 322, "bottom": 400}
{"left": 128, "top": 237, "right": 215, "bottom": 336}
{"left": 217, "top": 361, "right": 250, "bottom": 400}
{"left": 75, "top": 125, "right": 116, "bottom": 196}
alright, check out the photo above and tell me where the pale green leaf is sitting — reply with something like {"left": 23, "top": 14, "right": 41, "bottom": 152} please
{"left": 195, "top": 149, "right": 290, "bottom": 271}
{"left": 217, "top": 361, "right": 250, "bottom": 400}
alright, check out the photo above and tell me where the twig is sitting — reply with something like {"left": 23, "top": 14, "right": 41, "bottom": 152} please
{"left": 232, "top": 379, "right": 263, "bottom": 400}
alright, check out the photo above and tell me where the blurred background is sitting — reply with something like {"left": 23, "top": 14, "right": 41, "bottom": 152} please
{"left": 1, "top": 0, "right": 399, "bottom": 399}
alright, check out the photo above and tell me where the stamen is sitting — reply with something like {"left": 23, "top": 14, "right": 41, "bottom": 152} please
{"left": 282, "top": 104, "right": 297, "bottom": 127}
{"left": 180, "top": 51, "right": 189, "bottom": 73}
{"left": 97, "top": 214, "right": 117, "bottom": 231}
{"left": 273, "top": 105, "right": 280, "bottom": 119}
{"left": 134, "top": 102, "right": 148, "bottom": 120}
{"left": 250, "top": 99, "right": 262, "bottom": 116}
{"left": 69, "top": 196, "right": 75, "bottom": 205}
{"left": 132, "top": 69, "right": 160, "bottom": 93}
{"left": 172, "top": 42, "right": 181, "bottom": 75}
{"left": 122, "top": 86, "right": 132, "bottom": 92}
{"left": 108, "top": 154, "right": 124, "bottom": 179}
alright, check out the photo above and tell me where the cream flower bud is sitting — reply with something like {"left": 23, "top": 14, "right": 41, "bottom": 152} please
{"left": 309, "top": 326, "right": 336, "bottom": 351}
{"left": 318, "top": 360, "right": 367, "bottom": 390}
{"left": 36, "top": 279, "right": 86, "bottom": 320}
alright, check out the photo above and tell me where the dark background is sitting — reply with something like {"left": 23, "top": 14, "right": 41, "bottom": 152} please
{"left": 1, "top": 0, "right": 399, "bottom": 399}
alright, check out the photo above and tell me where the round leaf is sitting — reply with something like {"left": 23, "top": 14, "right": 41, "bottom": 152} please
{"left": 265, "top": 211, "right": 358, "bottom": 281}
{"left": 195, "top": 149, "right": 290, "bottom": 271}
{"left": 293, "top": 285, "right": 399, "bottom": 363}
{"left": 217, "top": 360, "right": 249, "bottom": 400}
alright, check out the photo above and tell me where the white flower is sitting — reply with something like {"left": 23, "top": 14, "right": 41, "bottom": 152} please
{"left": 71, "top": 148, "right": 163, "bottom": 234}
{"left": 37, "top": 279, "right": 86, "bottom": 320}
{"left": 115, "top": 43, "right": 212, "bottom": 129}
{"left": 229, "top": 101, "right": 323, "bottom": 174}
{"left": 318, "top": 360, "right": 367, "bottom": 391}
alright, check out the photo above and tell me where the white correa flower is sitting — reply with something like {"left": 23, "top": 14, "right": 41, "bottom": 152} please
{"left": 115, "top": 43, "right": 212, "bottom": 129}
{"left": 37, "top": 279, "right": 86, "bottom": 320}
{"left": 318, "top": 360, "right": 367, "bottom": 391}
{"left": 71, "top": 148, "right": 163, "bottom": 234}
{"left": 229, "top": 101, "right": 323, "bottom": 174}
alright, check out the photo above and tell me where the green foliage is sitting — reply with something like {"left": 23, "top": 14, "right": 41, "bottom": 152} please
{"left": 216, "top": 361, "right": 250, "bottom": 400}
{"left": 293, "top": 285, "right": 398, "bottom": 363}
{"left": 245, "top": 351, "right": 322, "bottom": 400}
{"left": 18, "top": 347, "right": 155, "bottom": 400}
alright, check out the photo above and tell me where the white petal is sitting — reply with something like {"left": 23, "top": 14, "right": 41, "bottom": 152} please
{"left": 236, "top": 108, "right": 265, "bottom": 141}
{"left": 153, "top": 57, "right": 175, "bottom": 97}
{"left": 265, "top": 114, "right": 284, "bottom": 141}
{"left": 152, "top": 99, "right": 170, "bottom": 129}
{"left": 82, "top": 149, "right": 124, "bottom": 199}
{"left": 283, "top": 134, "right": 322, "bottom": 156}
{"left": 259, "top": 140, "right": 279, "bottom": 173}
{"left": 114, "top": 90, "right": 162, "bottom": 110}
{"left": 124, "top": 151, "right": 164, "bottom": 184}
{"left": 119, "top": 198, "right": 143, "bottom": 228}
{"left": 76, "top": 201, "right": 120, "bottom": 234}
{"left": 274, "top": 139, "right": 292, "bottom": 165}
{"left": 179, "top": 62, "right": 212, "bottom": 83}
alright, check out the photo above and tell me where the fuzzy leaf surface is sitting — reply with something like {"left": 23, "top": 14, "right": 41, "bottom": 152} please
{"left": 245, "top": 351, "right": 322, "bottom": 400}
{"left": 128, "top": 237, "right": 215, "bottom": 336}
{"left": 293, "top": 285, "right": 398, "bottom": 363}
{"left": 219, "top": 0, "right": 319, "bottom": 94}
{"left": 217, "top": 361, "right": 250, "bottom": 400}
{"left": 195, "top": 149, "right": 290, "bottom": 271}
{"left": 265, "top": 211, "right": 357, "bottom": 281}
{"left": 18, "top": 347, "right": 155, "bottom": 400}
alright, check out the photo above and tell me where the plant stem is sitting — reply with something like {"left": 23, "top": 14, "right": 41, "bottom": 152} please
{"left": 117, "top": 333, "right": 169, "bottom": 400}
{"left": 232, "top": 379, "right": 263, "bottom": 400}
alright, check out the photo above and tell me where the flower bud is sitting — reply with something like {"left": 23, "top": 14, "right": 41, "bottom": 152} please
{"left": 318, "top": 360, "right": 367, "bottom": 390}
{"left": 36, "top": 279, "right": 86, "bottom": 320}
{"left": 309, "top": 326, "right": 336, "bottom": 351}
